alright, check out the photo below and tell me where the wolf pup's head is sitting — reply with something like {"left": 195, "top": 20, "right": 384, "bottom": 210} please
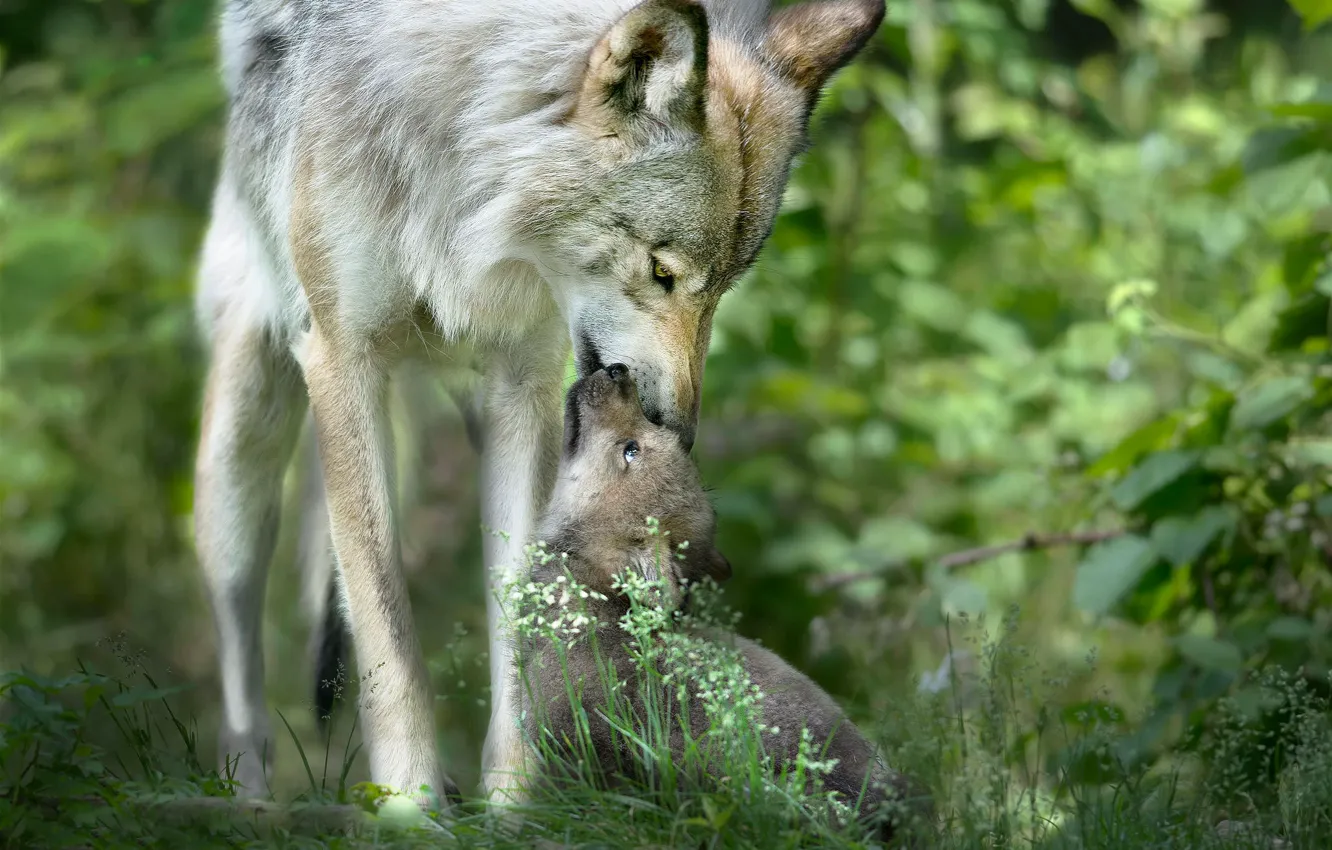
{"left": 522, "top": 0, "right": 884, "bottom": 449}
{"left": 539, "top": 364, "right": 731, "bottom": 596}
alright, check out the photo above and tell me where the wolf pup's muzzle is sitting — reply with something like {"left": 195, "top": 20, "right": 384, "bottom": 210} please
{"left": 579, "top": 363, "right": 634, "bottom": 405}
{"left": 562, "top": 363, "right": 639, "bottom": 455}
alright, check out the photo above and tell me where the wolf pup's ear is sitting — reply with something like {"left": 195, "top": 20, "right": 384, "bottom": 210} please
{"left": 577, "top": 0, "right": 709, "bottom": 136}
{"left": 703, "top": 547, "right": 732, "bottom": 583}
{"left": 764, "top": 0, "right": 884, "bottom": 97}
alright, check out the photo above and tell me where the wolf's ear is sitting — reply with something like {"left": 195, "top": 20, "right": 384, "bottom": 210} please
{"left": 764, "top": 0, "right": 884, "bottom": 96}
{"left": 703, "top": 547, "right": 732, "bottom": 583}
{"left": 577, "top": 0, "right": 709, "bottom": 135}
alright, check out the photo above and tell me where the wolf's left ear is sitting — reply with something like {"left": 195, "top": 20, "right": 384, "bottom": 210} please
{"left": 764, "top": 0, "right": 884, "bottom": 97}
{"left": 578, "top": 0, "right": 710, "bottom": 135}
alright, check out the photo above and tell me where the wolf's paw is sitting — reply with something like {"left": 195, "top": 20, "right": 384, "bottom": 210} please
{"left": 217, "top": 723, "right": 274, "bottom": 801}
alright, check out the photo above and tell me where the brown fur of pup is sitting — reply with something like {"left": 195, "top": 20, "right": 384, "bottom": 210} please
{"left": 513, "top": 365, "right": 929, "bottom": 843}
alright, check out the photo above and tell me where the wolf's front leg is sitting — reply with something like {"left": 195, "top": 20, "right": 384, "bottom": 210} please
{"left": 302, "top": 329, "right": 458, "bottom": 811}
{"left": 478, "top": 316, "right": 568, "bottom": 802}
{"left": 196, "top": 318, "right": 307, "bottom": 799}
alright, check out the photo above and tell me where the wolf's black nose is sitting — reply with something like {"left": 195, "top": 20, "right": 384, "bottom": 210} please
{"left": 606, "top": 363, "right": 629, "bottom": 381}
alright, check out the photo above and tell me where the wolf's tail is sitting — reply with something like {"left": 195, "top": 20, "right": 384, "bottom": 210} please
{"left": 312, "top": 578, "right": 347, "bottom": 731}
{"left": 295, "top": 419, "right": 347, "bottom": 734}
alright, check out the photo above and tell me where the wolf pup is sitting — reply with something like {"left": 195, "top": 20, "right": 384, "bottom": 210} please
{"left": 197, "top": 0, "right": 885, "bottom": 807}
{"left": 515, "top": 365, "right": 923, "bottom": 841}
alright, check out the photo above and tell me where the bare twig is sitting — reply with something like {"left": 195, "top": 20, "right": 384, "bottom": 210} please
{"left": 812, "top": 528, "right": 1126, "bottom": 592}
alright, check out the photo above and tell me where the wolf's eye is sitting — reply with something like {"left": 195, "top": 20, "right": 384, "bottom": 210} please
{"left": 651, "top": 259, "right": 675, "bottom": 293}
{"left": 623, "top": 440, "right": 640, "bottom": 465}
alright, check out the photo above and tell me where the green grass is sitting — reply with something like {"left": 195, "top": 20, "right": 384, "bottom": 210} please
{"left": 3, "top": 594, "right": 1329, "bottom": 849}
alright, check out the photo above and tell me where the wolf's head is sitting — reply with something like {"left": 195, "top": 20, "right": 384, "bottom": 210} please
{"left": 521, "top": 0, "right": 883, "bottom": 449}
{"left": 538, "top": 364, "right": 731, "bottom": 596}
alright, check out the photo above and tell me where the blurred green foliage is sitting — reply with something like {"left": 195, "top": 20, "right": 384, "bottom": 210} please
{"left": 4, "top": 0, "right": 1332, "bottom": 808}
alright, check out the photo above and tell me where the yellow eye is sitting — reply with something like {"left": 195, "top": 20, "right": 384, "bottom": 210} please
{"left": 652, "top": 259, "right": 675, "bottom": 292}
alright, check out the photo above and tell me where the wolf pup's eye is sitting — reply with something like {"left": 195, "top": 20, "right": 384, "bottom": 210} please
{"left": 623, "top": 440, "right": 640, "bottom": 465}
{"left": 651, "top": 259, "right": 675, "bottom": 293}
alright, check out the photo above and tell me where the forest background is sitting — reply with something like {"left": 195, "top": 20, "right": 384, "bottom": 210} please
{"left": 5, "top": 0, "right": 1332, "bottom": 837}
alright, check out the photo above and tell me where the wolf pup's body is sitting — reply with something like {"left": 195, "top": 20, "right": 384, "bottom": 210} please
{"left": 516, "top": 366, "right": 919, "bottom": 841}
{"left": 196, "top": 0, "right": 883, "bottom": 807}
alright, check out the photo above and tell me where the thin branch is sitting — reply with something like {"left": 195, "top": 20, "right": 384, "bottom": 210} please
{"left": 812, "top": 528, "right": 1127, "bottom": 592}
{"left": 936, "top": 529, "right": 1126, "bottom": 569}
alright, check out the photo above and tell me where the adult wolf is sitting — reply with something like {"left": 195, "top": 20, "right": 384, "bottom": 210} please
{"left": 195, "top": 0, "right": 883, "bottom": 811}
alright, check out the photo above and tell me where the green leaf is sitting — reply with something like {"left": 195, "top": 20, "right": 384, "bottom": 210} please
{"left": 1245, "top": 152, "right": 1327, "bottom": 216}
{"left": 1270, "top": 101, "right": 1332, "bottom": 121}
{"left": 1289, "top": 0, "right": 1332, "bottom": 31}
{"left": 962, "top": 310, "right": 1033, "bottom": 362}
{"left": 1070, "top": 0, "right": 1123, "bottom": 25}
{"left": 1285, "top": 438, "right": 1332, "bottom": 469}
{"left": 1269, "top": 292, "right": 1331, "bottom": 353}
{"left": 104, "top": 69, "right": 224, "bottom": 157}
{"left": 1267, "top": 617, "right": 1314, "bottom": 641}
{"left": 0, "top": 217, "right": 114, "bottom": 337}
{"left": 898, "top": 280, "right": 968, "bottom": 333}
{"left": 1110, "top": 450, "right": 1200, "bottom": 512}
{"left": 1200, "top": 445, "right": 1254, "bottom": 475}
{"left": 1106, "top": 279, "right": 1158, "bottom": 316}
{"left": 1086, "top": 415, "right": 1179, "bottom": 477}
{"left": 1242, "top": 127, "right": 1326, "bottom": 174}
{"left": 1073, "top": 535, "right": 1158, "bottom": 615}
{"left": 1230, "top": 376, "right": 1314, "bottom": 431}
{"left": 931, "top": 573, "right": 988, "bottom": 618}
{"left": 1173, "top": 634, "right": 1243, "bottom": 674}
{"left": 1149, "top": 506, "right": 1236, "bottom": 566}
{"left": 1016, "top": 0, "right": 1051, "bottom": 29}
{"left": 82, "top": 685, "right": 105, "bottom": 712}
{"left": 702, "top": 796, "right": 737, "bottom": 830}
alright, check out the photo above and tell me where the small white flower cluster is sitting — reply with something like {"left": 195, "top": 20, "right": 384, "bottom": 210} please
{"left": 504, "top": 541, "right": 607, "bottom": 644}
{"left": 613, "top": 519, "right": 774, "bottom": 743}
{"left": 630, "top": 526, "right": 847, "bottom": 817}
{"left": 664, "top": 629, "right": 767, "bottom": 734}
{"left": 784, "top": 726, "right": 853, "bottom": 825}
{"left": 792, "top": 725, "right": 842, "bottom": 778}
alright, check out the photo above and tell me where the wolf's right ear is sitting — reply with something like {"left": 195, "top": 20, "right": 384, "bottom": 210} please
{"left": 575, "top": 0, "right": 710, "bottom": 137}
